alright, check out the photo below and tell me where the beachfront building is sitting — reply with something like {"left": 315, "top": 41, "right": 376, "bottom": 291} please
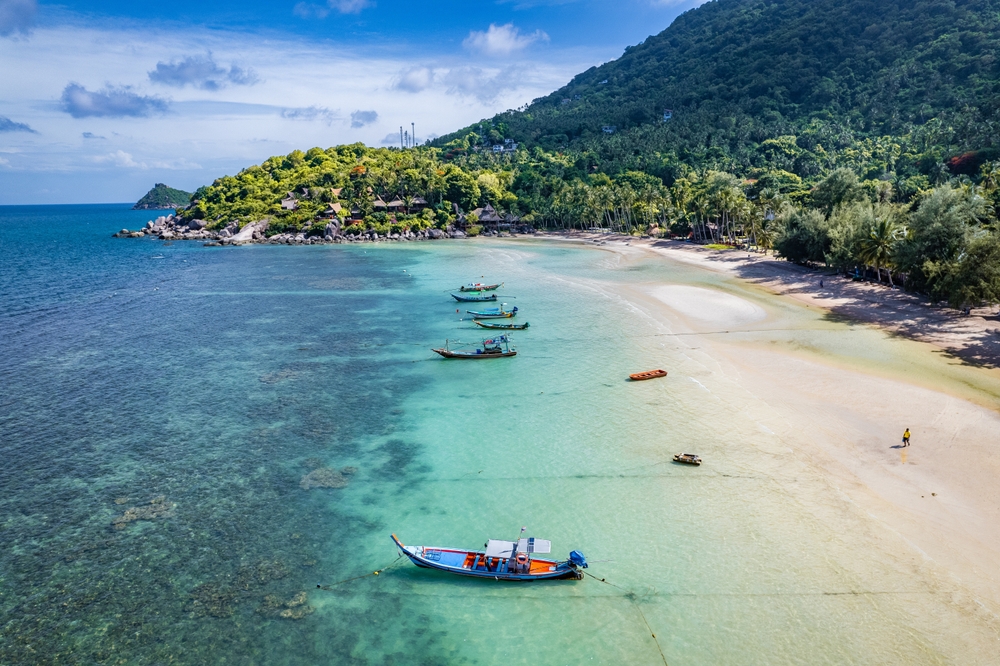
{"left": 280, "top": 192, "right": 298, "bottom": 211}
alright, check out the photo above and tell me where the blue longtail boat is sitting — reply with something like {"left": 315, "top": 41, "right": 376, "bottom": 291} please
{"left": 467, "top": 305, "right": 517, "bottom": 319}
{"left": 452, "top": 292, "right": 498, "bottom": 302}
{"left": 432, "top": 335, "right": 516, "bottom": 358}
{"left": 391, "top": 533, "right": 587, "bottom": 581}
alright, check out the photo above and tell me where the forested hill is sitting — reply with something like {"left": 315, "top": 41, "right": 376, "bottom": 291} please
{"left": 435, "top": 0, "right": 1000, "bottom": 176}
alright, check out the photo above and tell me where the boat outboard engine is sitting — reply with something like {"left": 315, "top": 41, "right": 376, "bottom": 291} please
{"left": 569, "top": 550, "right": 588, "bottom": 569}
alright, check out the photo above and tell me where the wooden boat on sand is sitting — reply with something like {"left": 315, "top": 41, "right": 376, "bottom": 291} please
{"left": 474, "top": 321, "right": 529, "bottom": 330}
{"left": 452, "top": 292, "right": 498, "bottom": 302}
{"left": 460, "top": 282, "right": 503, "bottom": 292}
{"left": 391, "top": 533, "right": 587, "bottom": 581}
{"left": 432, "top": 335, "right": 516, "bottom": 359}
{"left": 673, "top": 453, "right": 702, "bottom": 465}
{"left": 467, "top": 305, "right": 517, "bottom": 319}
{"left": 629, "top": 369, "right": 668, "bottom": 381}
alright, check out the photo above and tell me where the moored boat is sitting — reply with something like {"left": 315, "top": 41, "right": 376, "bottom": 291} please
{"left": 466, "top": 305, "right": 517, "bottom": 319}
{"left": 474, "top": 320, "right": 529, "bottom": 330}
{"left": 629, "top": 369, "right": 668, "bottom": 381}
{"left": 452, "top": 292, "right": 498, "bottom": 302}
{"left": 673, "top": 453, "right": 702, "bottom": 465}
{"left": 391, "top": 533, "right": 587, "bottom": 581}
{"left": 460, "top": 282, "right": 503, "bottom": 292}
{"left": 432, "top": 335, "right": 516, "bottom": 358}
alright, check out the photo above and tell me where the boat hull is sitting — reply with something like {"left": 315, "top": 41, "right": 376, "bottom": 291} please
{"left": 629, "top": 369, "right": 668, "bottom": 381}
{"left": 452, "top": 293, "right": 498, "bottom": 302}
{"left": 474, "top": 321, "right": 529, "bottom": 330}
{"left": 460, "top": 283, "right": 502, "bottom": 292}
{"left": 432, "top": 348, "right": 517, "bottom": 358}
{"left": 391, "top": 535, "right": 581, "bottom": 581}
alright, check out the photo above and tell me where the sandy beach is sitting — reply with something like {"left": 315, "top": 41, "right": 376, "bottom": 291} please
{"left": 543, "top": 231, "right": 1000, "bottom": 627}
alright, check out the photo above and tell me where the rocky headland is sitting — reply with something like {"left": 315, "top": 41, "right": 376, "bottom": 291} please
{"left": 114, "top": 215, "right": 537, "bottom": 245}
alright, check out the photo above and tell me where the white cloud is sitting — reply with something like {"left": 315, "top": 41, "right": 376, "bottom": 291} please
{"left": 329, "top": 0, "right": 373, "bottom": 13}
{"left": 393, "top": 66, "right": 434, "bottom": 93}
{"left": 463, "top": 23, "right": 549, "bottom": 56}
{"left": 149, "top": 53, "right": 258, "bottom": 90}
{"left": 281, "top": 106, "right": 339, "bottom": 125}
{"left": 0, "top": 156, "right": 10, "bottom": 166}
{"left": 95, "top": 149, "right": 140, "bottom": 168}
{"left": 350, "top": 109, "right": 378, "bottom": 127}
{"left": 293, "top": 0, "right": 372, "bottom": 18}
{"left": 0, "top": 22, "right": 602, "bottom": 203}
{"left": 443, "top": 66, "right": 520, "bottom": 102}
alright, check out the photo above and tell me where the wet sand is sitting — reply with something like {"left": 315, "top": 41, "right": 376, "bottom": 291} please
{"left": 541, "top": 231, "right": 1000, "bottom": 624}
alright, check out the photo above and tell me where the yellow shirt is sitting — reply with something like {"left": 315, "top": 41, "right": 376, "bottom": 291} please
{"left": 903, "top": 430, "right": 910, "bottom": 438}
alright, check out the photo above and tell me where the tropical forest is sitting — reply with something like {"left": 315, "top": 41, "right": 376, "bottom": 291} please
{"left": 180, "top": 0, "right": 1000, "bottom": 310}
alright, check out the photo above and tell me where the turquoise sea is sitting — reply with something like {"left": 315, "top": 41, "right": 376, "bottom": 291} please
{"left": 2, "top": 205, "right": 999, "bottom": 664}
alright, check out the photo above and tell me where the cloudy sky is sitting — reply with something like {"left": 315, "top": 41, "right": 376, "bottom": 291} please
{"left": 0, "top": 0, "right": 704, "bottom": 204}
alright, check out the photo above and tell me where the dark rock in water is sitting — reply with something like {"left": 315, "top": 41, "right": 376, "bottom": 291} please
{"left": 256, "top": 591, "right": 314, "bottom": 619}
{"left": 341, "top": 466, "right": 358, "bottom": 476}
{"left": 427, "top": 228, "right": 445, "bottom": 239}
{"left": 188, "top": 219, "right": 207, "bottom": 230}
{"left": 111, "top": 495, "right": 175, "bottom": 529}
{"left": 186, "top": 582, "right": 237, "bottom": 618}
{"left": 300, "top": 467, "right": 350, "bottom": 489}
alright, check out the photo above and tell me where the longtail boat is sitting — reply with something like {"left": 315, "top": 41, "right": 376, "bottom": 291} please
{"left": 673, "top": 453, "right": 702, "bottom": 466}
{"left": 391, "top": 533, "right": 587, "bottom": 581}
{"left": 460, "top": 282, "right": 503, "bottom": 292}
{"left": 452, "top": 292, "right": 498, "bottom": 302}
{"left": 629, "top": 369, "right": 667, "bottom": 381}
{"left": 466, "top": 305, "right": 517, "bottom": 319}
{"left": 474, "top": 320, "right": 529, "bottom": 330}
{"left": 432, "top": 335, "right": 516, "bottom": 359}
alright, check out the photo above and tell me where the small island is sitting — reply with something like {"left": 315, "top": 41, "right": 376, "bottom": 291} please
{"left": 133, "top": 183, "right": 192, "bottom": 210}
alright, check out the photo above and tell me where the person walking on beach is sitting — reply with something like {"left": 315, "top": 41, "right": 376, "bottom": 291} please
{"left": 902, "top": 428, "right": 910, "bottom": 447}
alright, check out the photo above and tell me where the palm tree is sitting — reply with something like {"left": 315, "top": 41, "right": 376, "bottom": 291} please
{"left": 858, "top": 216, "right": 904, "bottom": 286}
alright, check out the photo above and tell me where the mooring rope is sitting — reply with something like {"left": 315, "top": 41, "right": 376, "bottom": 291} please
{"left": 315, "top": 554, "right": 404, "bottom": 591}
{"left": 583, "top": 571, "right": 668, "bottom": 666}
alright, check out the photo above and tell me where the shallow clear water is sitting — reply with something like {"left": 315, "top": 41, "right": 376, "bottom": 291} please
{"left": 2, "top": 207, "right": 998, "bottom": 664}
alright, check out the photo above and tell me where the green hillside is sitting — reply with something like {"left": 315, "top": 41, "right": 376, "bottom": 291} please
{"left": 436, "top": 0, "right": 1000, "bottom": 179}
{"left": 133, "top": 183, "right": 193, "bottom": 210}
{"left": 183, "top": 0, "right": 1000, "bottom": 309}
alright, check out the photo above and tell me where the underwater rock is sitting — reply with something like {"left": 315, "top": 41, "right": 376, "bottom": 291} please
{"left": 300, "top": 467, "right": 349, "bottom": 490}
{"left": 233, "top": 559, "right": 289, "bottom": 590}
{"left": 302, "top": 457, "right": 325, "bottom": 470}
{"left": 256, "top": 591, "right": 314, "bottom": 620}
{"left": 341, "top": 466, "right": 358, "bottom": 476}
{"left": 186, "top": 582, "right": 237, "bottom": 618}
{"left": 111, "top": 495, "right": 175, "bottom": 529}
{"left": 114, "top": 497, "right": 129, "bottom": 505}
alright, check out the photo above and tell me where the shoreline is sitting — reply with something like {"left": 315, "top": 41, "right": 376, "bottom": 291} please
{"left": 546, "top": 230, "right": 1000, "bottom": 371}
{"left": 544, "top": 233, "right": 1000, "bottom": 628}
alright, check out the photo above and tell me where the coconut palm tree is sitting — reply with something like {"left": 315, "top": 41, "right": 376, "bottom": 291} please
{"left": 859, "top": 216, "right": 905, "bottom": 286}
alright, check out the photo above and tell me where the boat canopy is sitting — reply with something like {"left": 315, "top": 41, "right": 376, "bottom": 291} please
{"left": 484, "top": 538, "right": 551, "bottom": 558}
{"left": 485, "top": 540, "right": 516, "bottom": 558}
{"left": 517, "top": 538, "right": 551, "bottom": 554}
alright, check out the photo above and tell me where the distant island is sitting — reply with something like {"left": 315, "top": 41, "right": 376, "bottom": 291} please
{"left": 133, "top": 183, "right": 192, "bottom": 210}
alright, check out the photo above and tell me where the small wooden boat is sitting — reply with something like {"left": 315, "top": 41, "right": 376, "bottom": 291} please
{"left": 460, "top": 282, "right": 503, "bottom": 292}
{"left": 629, "top": 369, "right": 668, "bottom": 381}
{"left": 475, "top": 320, "right": 529, "bottom": 330}
{"left": 432, "top": 335, "right": 516, "bottom": 359}
{"left": 452, "top": 292, "right": 498, "bottom": 302}
{"left": 673, "top": 453, "right": 702, "bottom": 465}
{"left": 391, "top": 533, "right": 587, "bottom": 581}
{"left": 467, "top": 305, "right": 517, "bottom": 319}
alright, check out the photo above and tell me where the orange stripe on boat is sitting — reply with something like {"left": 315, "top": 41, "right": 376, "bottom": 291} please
{"left": 629, "top": 369, "right": 667, "bottom": 381}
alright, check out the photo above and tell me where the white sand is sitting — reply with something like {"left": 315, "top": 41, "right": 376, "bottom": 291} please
{"left": 648, "top": 284, "right": 767, "bottom": 325}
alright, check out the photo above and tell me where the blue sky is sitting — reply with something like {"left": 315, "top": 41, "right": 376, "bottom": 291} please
{"left": 0, "top": 0, "right": 705, "bottom": 204}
